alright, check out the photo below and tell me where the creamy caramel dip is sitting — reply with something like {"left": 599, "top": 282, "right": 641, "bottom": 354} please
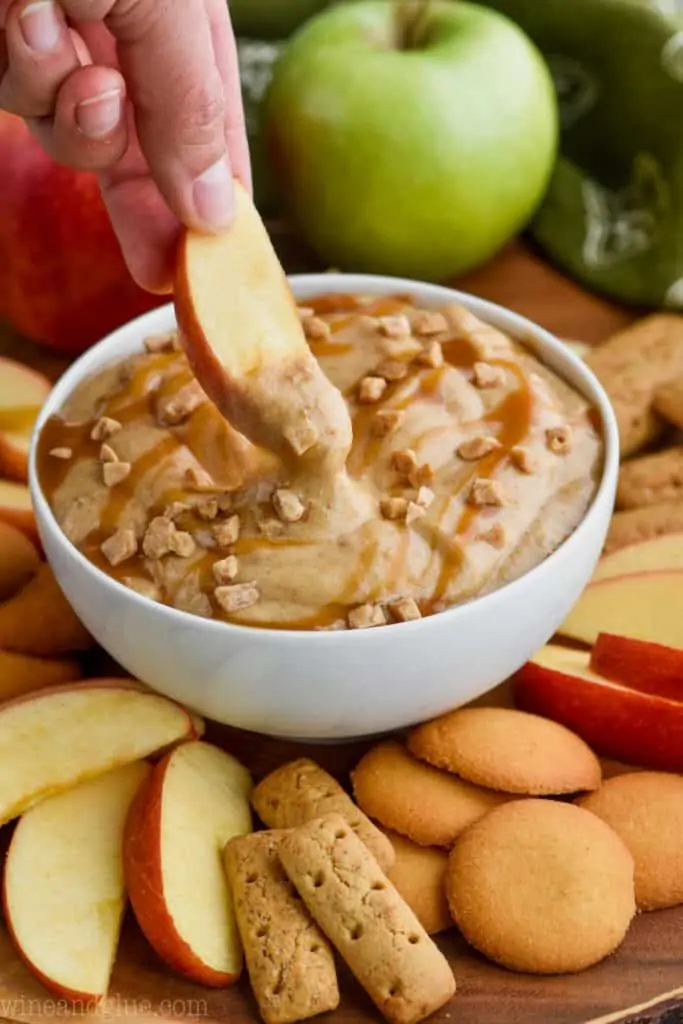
{"left": 38, "top": 295, "right": 603, "bottom": 631}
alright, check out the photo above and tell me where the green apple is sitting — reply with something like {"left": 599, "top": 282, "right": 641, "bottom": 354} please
{"left": 229, "top": 0, "right": 333, "bottom": 39}
{"left": 265, "top": 0, "right": 558, "bottom": 280}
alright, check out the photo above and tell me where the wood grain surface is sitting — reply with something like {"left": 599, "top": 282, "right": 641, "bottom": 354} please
{"left": 0, "top": 238, "right": 675, "bottom": 1024}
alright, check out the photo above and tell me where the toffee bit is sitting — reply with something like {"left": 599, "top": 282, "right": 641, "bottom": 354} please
{"left": 390, "top": 448, "right": 418, "bottom": 476}
{"left": 416, "top": 486, "right": 435, "bottom": 509}
{"left": 213, "top": 514, "right": 241, "bottom": 548}
{"left": 457, "top": 436, "right": 502, "bottom": 461}
{"left": 197, "top": 497, "right": 219, "bottom": 521}
{"left": 168, "top": 530, "right": 196, "bottom": 558}
{"left": 103, "top": 461, "right": 131, "bottom": 487}
{"left": 380, "top": 496, "right": 409, "bottom": 521}
{"left": 214, "top": 581, "right": 260, "bottom": 613}
{"left": 165, "top": 501, "right": 190, "bottom": 520}
{"left": 477, "top": 523, "right": 506, "bottom": 549}
{"left": 408, "top": 463, "right": 434, "bottom": 488}
{"left": 99, "top": 443, "right": 118, "bottom": 463}
{"left": 412, "top": 311, "right": 448, "bottom": 336}
{"left": 273, "top": 488, "right": 307, "bottom": 524}
{"left": 156, "top": 380, "right": 206, "bottom": 426}
{"left": 49, "top": 447, "right": 72, "bottom": 460}
{"left": 406, "top": 501, "right": 426, "bottom": 525}
{"left": 348, "top": 603, "right": 387, "bottom": 629}
{"left": 415, "top": 341, "right": 444, "bottom": 368}
{"left": 472, "top": 362, "right": 505, "bottom": 389}
{"left": 314, "top": 619, "right": 348, "bottom": 631}
{"left": 101, "top": 527, "right": 138, "bottom": 567}
{"left": 468, "top": 477, "right": 506, "bottom": 507}
{"left": 510, "top": 446, "right": 536, "bottom": 474}
{"left": 213, "top": 555, "right": 239, "bottom": 584}
{"left": 378, "top": 314, "right": 411, "bottom": 338}
{"left": 376, "top": 359, "right": 409, "bottom": 382}
{"left": 371, "top": 409, "right": 403, "bottom": 438}
{"left": 258, "top": 517, "right": 286, "bottom": 540}
{"left": 358, "top": 376, "right": 387, "bottom": 404}
{"left": 302, "top": 315, "right": 330, "bottom": 340}
{"left": 90, "top": 416, "right": 121, "bottom": 442}
{"left": 122, "top": 576, "right": 160, "bottom": 601}
{"left": 389, "top": 597, "right": 422, "bottom": 623}
{"left": 142, "top": 516, "right": 175, "bottom": 559}
{"left": 546, "top": 425, "right": 573, "bottom": 455}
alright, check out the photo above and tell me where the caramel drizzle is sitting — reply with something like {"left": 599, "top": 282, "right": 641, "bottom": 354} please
{"left": 37, "top": 296, "right": 538, "bottom": 630}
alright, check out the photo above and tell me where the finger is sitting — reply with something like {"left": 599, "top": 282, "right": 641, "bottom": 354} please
{"left": 205, "top": 0, "right": 251, "bottom": 194}
{"left": 0, "top": 0, "right": 79, "bottom": 116}
{"left": 28, "top": 62, "right": 127, "bottom": 170}
{"left": 59, "top": 0, "right": 235, "bottom": 234}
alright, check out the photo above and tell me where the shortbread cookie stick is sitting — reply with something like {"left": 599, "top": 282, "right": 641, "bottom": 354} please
{"left": 251, "top": 759, "right": 395, "bottom": 872}
{"left": 654, "top": 377, "right": 683, "bottom": 431}
{"left": 605, "top": 501, "right": 683, "bottom": 553}
{"left": 279, "top": 813, "right": 456, "bottom": 1024}
{"left": 224, "top": 831, "right": 339, "bottom": 1024}
{"left": 586, "top": 314, "right": 683, "bottom": 456}
{"left": 616, "top": 447, "right": 683, "bottom": 509}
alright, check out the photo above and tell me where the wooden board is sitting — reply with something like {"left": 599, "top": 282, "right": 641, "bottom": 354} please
{"left": 0, "top": 239, "right": 674, "bottom": 1024}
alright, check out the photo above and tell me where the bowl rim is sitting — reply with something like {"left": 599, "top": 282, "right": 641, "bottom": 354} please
{"left": 29, "top": 271, "right": 619, "bottom": 643}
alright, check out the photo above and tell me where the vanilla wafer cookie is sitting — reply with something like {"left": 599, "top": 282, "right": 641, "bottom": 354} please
{"left": 654, "top": 376, "right": 683, "bottom": 430}
{"left": 617, "top": 447, "right": 683, "bottom": 509}
{"left": 279, "top": 813, "right": 456, "bottom": 1024}
{"left": 224, "top": 830, "right": 339, "bottom": 1024}
{"left": 251, "top": 758, "right": 394, "bottom": 871}
{"left": 605, "top": 501, "right": 683, "bottom": 552}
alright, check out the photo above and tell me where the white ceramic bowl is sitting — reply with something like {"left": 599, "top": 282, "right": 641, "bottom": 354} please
{"left": 29, "top": 274, "right": 619, "bottom": 741}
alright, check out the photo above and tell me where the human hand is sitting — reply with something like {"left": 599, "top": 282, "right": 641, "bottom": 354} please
{"left": 0, "top": 0, "right": 251, "bottom": 292}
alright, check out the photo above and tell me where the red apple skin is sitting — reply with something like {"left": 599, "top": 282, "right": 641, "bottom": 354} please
{"left": 123, "top": 753, "right": 241, "bottom": 988}
{"left": 514, "top": 662, "right": 683, "bottom": 772}
{"left": 591, "top": 633, "right": 683, "bottom": 701}
{"left": 0, "top": 113, "right": 163, "bottom": 356}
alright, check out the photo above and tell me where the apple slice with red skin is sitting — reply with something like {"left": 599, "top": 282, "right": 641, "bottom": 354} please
{"left": 174, "top": 181, "right": 351, "bottom": 470}
{"left": 0, "top": 680, "right": 197, "bottom": 826}
{"left": 592, "top": 533, "right": 683, "bottom": 582}
{"left": 3, "top": 761, "right": 150, "bottom": 1003}
{"left": 124, "top": 740, "right": 253, "bottom": 987}
{"left": 0, "top": 358, "right": 51, "bottom": 483}
{"left": 515, "top": 645, "right": 683, "bottom": 772}
{"left": 560, "top": 571, "right": 683, "bottom": 648}
{"left": 591, "top": 633, "right": 683, "bottom": 701}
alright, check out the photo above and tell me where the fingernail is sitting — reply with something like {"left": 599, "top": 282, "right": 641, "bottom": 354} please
{"left": 192, "top": 158, "right": 234, "bottom": 231}
{"left": 76, "top": 89, "right": 123, "bottom": 139}
{"left": 19, "top": 0, "right": 61, "bottom": 53}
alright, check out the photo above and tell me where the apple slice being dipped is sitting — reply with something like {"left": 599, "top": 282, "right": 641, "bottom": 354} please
{"left": 124, "top": 741, "right": 253, "bottom": 987}
{"left": 174, "top": 181, "right": 351, "bottom": 470}
{"left": 4, "top": 761, "right": 150, "bottom": 1002}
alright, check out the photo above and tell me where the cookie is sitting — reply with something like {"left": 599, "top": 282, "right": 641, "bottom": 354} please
{"left": 579, "top": 771, "right": 683, "bottom": 911}
{"left": 616, "top": 447, "right": 683, "bottom": 510}
{"left": 605, "top": 500, "right": 683, "bottom": 553}
{"left": 408, "top": 707, "right": 601, "bottom": 796}
{"left": 251, "top": 758, "right": 394, "bottom": 872}
{"left": 446, "top": 799, "right": 635, "bottom": 974}
{"left": 279, "top": 813, "right": 456, "bottom": 1024}
{"left": 351, "top": 741, "right": 508, "bottom": 848}
{"left": 654, "top": 376, "right": 683, "bottom": 430}
{"left": 384, "top": 831, "right": 451, "bottom": 935}
{"left": 586, "top": 314, "right": 683, "bottom": 456}
{"left": 224, "top": 830, "right": 339, "bottom": 1024}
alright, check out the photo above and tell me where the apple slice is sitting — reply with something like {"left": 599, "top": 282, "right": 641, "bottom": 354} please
{"left": 4, "top": 761, "right": 149, "bottom": 1002}
{"left": 0, "top": 563, "right": 93, "bottom": 656}
{"left": 0, "top": 680, "right": 196, "bottom": 825}
{"left": 591, "top": 633, "right": 683, "bottom": 701}
{"left": 0, "top": 520, "right": 40, "bottom": 601}
{"left": 124, "top": 740, "right": 252, "bottom": 986}
{"left": 174, "top": 181, "right": 351, "bottom": 469}
{"left": 514, "top": 645, "right": 683, "bottom": 771}
{"left": 560, "top": 571, "right": 683, "bottom": 648}
{"left": 0, "top": 480, "right": 38, "bottom": 545}
{"left": 592, "top": 533, "right": 683, "bottom": 582}
{"left": 0, "top": 359, "right": 51, "bottom": 483}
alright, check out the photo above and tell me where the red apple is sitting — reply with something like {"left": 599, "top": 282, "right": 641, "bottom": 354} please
{"left": 514, "top": 645, "right": 683, "bottom": 772}
{"left": 591, "top": 633, "right": 683, "bottom": 701}
{"left": 0, "top": 113, "right": 163, "bottom": 356}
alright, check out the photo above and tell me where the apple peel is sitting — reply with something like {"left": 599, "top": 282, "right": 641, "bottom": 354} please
{"left": 591, "top": 633, "right": 683, "bottom": 701}
{"left": 174, "top": 181, "right": 352, "bottom": 470}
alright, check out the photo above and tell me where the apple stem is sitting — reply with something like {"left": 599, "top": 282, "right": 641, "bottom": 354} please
{"left": 398, "top": 0, "right": 433, "bottom": 50}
